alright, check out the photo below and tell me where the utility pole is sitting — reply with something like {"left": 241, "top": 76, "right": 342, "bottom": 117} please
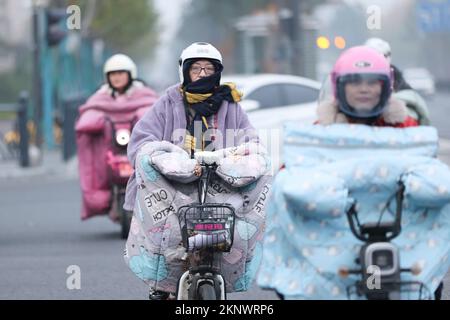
{"left": 32, "top": 5, "right": 43, "bottom": 152}
{"left": 290, "top": 0, "right": 302, "bottom": 76}
{"left": 32, "top": 5, "right": 68, "bottom": 150}
{"left": 281, "top": 0, "right": 303, "bottom": 76}
{"left": 285, "top": 0, "right": 319, "bottom": 79}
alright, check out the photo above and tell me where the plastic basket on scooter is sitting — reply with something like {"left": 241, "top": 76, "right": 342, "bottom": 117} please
{"left": 346, "top": 280, "right": 433, "bottom": 300}
{"left": 178, "top": 203, "right": 235, "bottom": 252}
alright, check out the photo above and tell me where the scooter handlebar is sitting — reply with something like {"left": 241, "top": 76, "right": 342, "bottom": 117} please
{"left": 194, "top": 151, "right": 221, "bottom": 166}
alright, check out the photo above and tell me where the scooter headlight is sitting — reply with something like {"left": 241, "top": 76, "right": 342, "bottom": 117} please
{"left": 365, "top": 243, "right": 399, "bottom": 277}
{"left": 116, "top": 129, "right": 131, "bottom": 146}
{"left": 373, "top": 250, "right": 394, "bottom": 270}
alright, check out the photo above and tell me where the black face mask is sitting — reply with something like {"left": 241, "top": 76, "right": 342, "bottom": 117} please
{"left": 184, "top": 71, "right": 222, "bottom": 94}
{"left": 182, "top": 59, "right": 223, "bottom": 91}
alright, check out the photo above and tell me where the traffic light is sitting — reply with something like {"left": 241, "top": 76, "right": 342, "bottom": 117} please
{"left": 46, "top": 8, "right": 67, "bottom": 47}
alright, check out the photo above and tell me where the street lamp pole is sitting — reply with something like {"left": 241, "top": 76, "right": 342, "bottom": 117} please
{"left": 32, "top": 4, "right": 43, "bottom": 152}
{"left": 290, "top": 0, "right": 301, "bottom": 75}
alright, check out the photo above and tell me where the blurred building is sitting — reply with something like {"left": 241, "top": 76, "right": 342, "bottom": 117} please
{"left": 415, "top": 0, "right": 450, "bottom": 86}
{"left": 313, "top": 1, "right": 370, "bottom": 81}
{"left": 234, "top": 3, "right": 320, "bottom": 80}
{"left": 0, "top": 0, "right": 32, "bottom": 72}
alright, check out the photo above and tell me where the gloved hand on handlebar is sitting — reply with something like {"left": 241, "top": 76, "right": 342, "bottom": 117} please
{"left": 195, "top": 142, "right": 270, "bottom": 188}
{"left": 141, "top": 140, "right": 270, "bottom": 186}
{"left": 193, "top": 151, "right": 221, "bottom": 177}
{"left": 194, "top": 151, "right": 222, "bottom": 165}
{"left": 144, "top": 141, "right": 199, "bottom": 183}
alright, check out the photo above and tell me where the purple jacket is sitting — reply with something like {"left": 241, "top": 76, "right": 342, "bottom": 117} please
{"left": 124, "top": 84, "right": 259, "bottom": 210}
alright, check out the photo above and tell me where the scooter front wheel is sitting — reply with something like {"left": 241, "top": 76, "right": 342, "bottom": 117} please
{"left": 118, "top": 193, "right": 132, "bottom": 239}
{"left": 121, "top": 210, "right": 132, "bottom": 239}
{"left": 275, "top": 291, "right": 285, "bottom": 300}
{"left": 198, "top": 282, "right": 217, "bottom": 300}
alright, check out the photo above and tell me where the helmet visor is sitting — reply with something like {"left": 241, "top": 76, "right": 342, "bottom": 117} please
{"left": 337, "top": 73, "right": 391, "bottom": 119}
{"left": 318, "top": 73, "right": 335, "bottom": 108}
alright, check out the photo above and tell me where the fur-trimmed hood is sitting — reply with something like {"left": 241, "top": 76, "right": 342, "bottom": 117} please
{"left": 316, "top": 97, "right": 409, "bottom": 125}
{"left": 79, "top": 80, "right": 158, "bottom": 114}
{"left": 98, "top": 80, "right": 148, "bottom": 98}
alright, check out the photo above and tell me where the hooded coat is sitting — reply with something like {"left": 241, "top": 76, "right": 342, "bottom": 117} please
{"left": 316, "top": 97, "right": 419, "bottom": 128}
{"left": 75, "top": 81, "right": 158, "bottom": 220}
{"left": 123, "top": 83, "right": 272, "bottom": 294}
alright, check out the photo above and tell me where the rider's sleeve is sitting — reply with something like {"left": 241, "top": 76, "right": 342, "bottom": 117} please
{"left": 128, "top": 97, "right": 198, "bottom": 184}
{"left": 402, "top": 161, "right": 450, "bottom": 208}
{"left": 141, "top": 141, "right": 199, "bottom": 184}
{"left": 214, "top": 103, "right": 271, "bottom": 188}
{"left": 75, "top": 109, "right": 105, "bottom": 134}
{"left": 127, "top": 97, "right": 166, "bottom": 168}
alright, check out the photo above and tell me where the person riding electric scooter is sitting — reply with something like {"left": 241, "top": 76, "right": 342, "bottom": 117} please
{"left": 122, "top": 42, "right": 271, "bottom": 300}
{"left": 257, "top": 46, "right": 450, "bottom": 300}
{"left": 364, "top": 37, "right": 431, "bottom": 126}
{"left": 75, "top": 54, "right": 158, "bottom": 238}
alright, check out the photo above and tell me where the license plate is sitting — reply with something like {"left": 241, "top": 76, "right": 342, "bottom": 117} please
{"left": 194, "top": 223, "right": 225, "bottom": 231}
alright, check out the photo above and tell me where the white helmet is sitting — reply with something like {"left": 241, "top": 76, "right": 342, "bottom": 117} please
{"left": 178, "top": 42, "right": 223, "bottom": 84}
{"left": 103, "top": 54, "right": 138, "bottom": 80}
{"left": 364, "top": 38, "right": 391, "bottom": 63}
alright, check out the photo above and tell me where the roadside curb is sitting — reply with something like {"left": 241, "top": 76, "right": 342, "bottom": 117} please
{"left": 0, "top": 155, "right": 78, "bottom": 181}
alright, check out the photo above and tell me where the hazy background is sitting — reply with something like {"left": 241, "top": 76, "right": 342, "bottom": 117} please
{"left": 1, "top": 0, "right": 449, "bottom": 99}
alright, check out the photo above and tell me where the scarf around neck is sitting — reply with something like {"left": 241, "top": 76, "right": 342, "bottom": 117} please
{"left": 181, "top": 81, "right": 243, "bottom": 156}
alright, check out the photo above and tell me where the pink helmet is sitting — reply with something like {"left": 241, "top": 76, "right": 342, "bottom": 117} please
{"left": 331, "top": 46, "right": 394, "bottom": 119}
